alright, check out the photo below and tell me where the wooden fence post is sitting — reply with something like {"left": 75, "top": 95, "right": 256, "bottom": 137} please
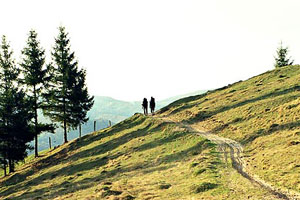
{"left": 79, "top": 124, "right": 82, "bottom": 138}
{"left": 49, "top": 137, "right": 52, "bottom": 150}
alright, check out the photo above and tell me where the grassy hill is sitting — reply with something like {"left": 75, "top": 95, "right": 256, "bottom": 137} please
{"left": 30, "top": 119, "right": 112, "bottom": 155}
{"left": 31, "top": 91, "right": 206, "bottom": 155}
{"left": 159, "top": 65, "right": 300, "bottom": 193}
{"left": 0, "top": 66, "right": 300, "bottom": 199}
{"left": 0, "top": 115, "right": 276, "bottom": 200}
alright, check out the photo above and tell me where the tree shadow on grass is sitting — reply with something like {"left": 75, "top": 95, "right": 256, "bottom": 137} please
{"left": 0, "top": 115, "right": 218, "bottom": 200}
{"left": 65, "top": 120, "right": 158, "bottom": 163}
{"left": 210, "top": 117, "right": 246, "bottom": 133}
{"left": 160, "top": 139, "right": 213, "bottom": 164}
{"left": 11, "top": 114, "right": 147, "bottom": 175}
{"left": 241, "top": 120, "right": 300, "bottom": 145}
{"left": 0, "top": 117, "right": 155, "bottom": 197}
{"left": 0, "top": 114, "right": 147, "bottom": 185}
{"left": 4, "top": 131, "right": 215, "bottom": 200}
{"left": 0, "top": 168, "right": 34, "bottom": 187}
{"left": 9, "top": 157, "right": 178, "bottom": 199}
{"left": 0, "top": 155, "right": 110, "bottom": 198}
{"left": 141, "top": 165, "right": 176, "bottom": 175}
{"left": 67, "top": 113, "right": 147, "bottom": 153}
{"left": 158, "top": 93, "right": 208, "bottom": 115}
{"left": 182, "top": 85, "right": 300, "bottom": 124}
{"left": 166, "top": 97, "right": 208, "bottom": 117}
{"left": 8, "top": 165, "right": 140, "bottom": 200}
{"left": 135, "top": 127, "right": 188, "bottom": 153}
{"left": 11, "top": 137, "right": 212, "bottom": 200}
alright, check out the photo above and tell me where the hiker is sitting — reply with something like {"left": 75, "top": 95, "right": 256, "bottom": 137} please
{"left": 142, "top": 98, "right": 148, "bottom": 115}
{"left": 150, "top": 97, "right": 155, "bottom": 114}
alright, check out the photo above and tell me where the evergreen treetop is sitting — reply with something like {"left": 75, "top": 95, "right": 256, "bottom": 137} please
{"left": 21, "top": 30, "right": 47, "bottom": 93}
{"left": 274, "top": 42, "right": 294, "bottom": 68}
{"left": 21, "top": 30, "right": 54, "bottom": 158}
{"left": 44, "top": 26, "right": 94, "bottom": 143}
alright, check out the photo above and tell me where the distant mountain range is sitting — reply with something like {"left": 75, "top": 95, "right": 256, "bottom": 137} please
{"left": 89, "top": 90, "right": 207, "bottom": 123}
{"left": 31, "top": 90, "right": 206, "bottom": 154}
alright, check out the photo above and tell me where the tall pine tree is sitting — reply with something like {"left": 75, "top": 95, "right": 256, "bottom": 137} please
{"left": 44, "top": 26, "right": 94, "bottom": 144}
{"left": 274, "top": 42, "right": 294, "bottom": 68}
{"left": 20, "top": 30, "right": 54, "bottom": 158}
{"left": 0, "top": 36, "right": 34, "bottom": 173}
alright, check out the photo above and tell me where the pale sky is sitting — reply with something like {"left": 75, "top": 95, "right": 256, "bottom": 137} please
{"left": 1, "top": 0, "right": 300, "bottom": 101}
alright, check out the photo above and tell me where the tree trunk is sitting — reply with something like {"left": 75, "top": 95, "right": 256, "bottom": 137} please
{"left": 79, "top": 124, "right": 81, "bottom": 138}
{"left": 63, "top": 96, "right": 68, "bottom": 143}
{"left": 34, "top": 135, "right": 38, "bottom": 157}
{"left": 34, "top": 86, "right": 39, "bottom": 158}
{"left": 64, "top": 119, "right": 68, "bottom": 143}
{"left": 8, "top": 158, "right": 14, "bottom": 173}
{"left": 11, "top": 162, "right": 15, "bottom": 173}
{"left": 8, "top": 159, "right": 11, "bottom": 173}
{"left": 3, "top": 163, "right": 6, "bottom": 177}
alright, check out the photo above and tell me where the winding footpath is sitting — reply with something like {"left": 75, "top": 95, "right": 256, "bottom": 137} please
{"left": 157, "top": 116, "right": 300, "bottom": 200}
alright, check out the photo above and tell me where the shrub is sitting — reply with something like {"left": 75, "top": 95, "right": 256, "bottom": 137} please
{"left": 158, "top": 183, "right": 171, "bottom": 189}
{"left": 194, "top": 168, "right": 206, "bottom": 176}
{"left": 190, "top": 162, "right": 199, "bottom": 168}
{"left": 191, "top": 182, "right": 218, "bottom": 193}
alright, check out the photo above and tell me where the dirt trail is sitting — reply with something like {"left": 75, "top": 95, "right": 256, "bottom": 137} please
{"left": 156, "top": 116, "right": 300, "bottom": 200}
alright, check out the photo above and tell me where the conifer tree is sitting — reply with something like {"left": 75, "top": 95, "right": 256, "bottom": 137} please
{"left": 20, "top": 30, "right": 54, "bottom": 158}
{"left": 44, "top": 27, "right": 94, "bottom": 144}
{"left": 0, "top": 36, "right": 34, "bottom": 173}
{"left": 274, "top": 42, "right": 294, "bottom": 68}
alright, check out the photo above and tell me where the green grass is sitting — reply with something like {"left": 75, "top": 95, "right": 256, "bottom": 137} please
{"left": 2, "top": 65, "right": 300, "bottom": 199}
{"left": 0, "top": 113, "right": 276, "bottom": 199}
{"left": 0, "top": 148, "right": 51, "bottom": 177}
{"left": 160, "top": 65, "right": 300, "bottom": 192}
{"left": 0, "top": 114, "right": 226, "bottom": 199}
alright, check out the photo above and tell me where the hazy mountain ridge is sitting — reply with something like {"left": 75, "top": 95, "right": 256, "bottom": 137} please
{"left": 89, "top": 90, "right": 207, "bottom": 123}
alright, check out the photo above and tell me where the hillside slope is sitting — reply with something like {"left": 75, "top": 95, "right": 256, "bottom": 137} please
{"left": 1, "top": 66, "right": 300, "bottom": 199}
{"left": 32, "top": 91, "right": 206, "bottom": 155}
{"left": 0, "top": 114, "right": 278, "bottom": 200}
{"left": 159, "top": 65, "right": 300, "bottom": 194}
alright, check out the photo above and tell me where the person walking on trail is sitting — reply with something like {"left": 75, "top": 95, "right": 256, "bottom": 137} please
{"left": 150, "top": 97, "right": 156, "bottom": 114}
{"left": 142, "top": 98, "right": 148, "bottom": 115}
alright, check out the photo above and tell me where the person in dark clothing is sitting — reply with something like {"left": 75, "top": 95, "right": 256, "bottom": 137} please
{"left": 150, "top": 97, "right": 155, "bottom": 114}
{"left": 142, "top": 98, "right": 148, "bottom": 115}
